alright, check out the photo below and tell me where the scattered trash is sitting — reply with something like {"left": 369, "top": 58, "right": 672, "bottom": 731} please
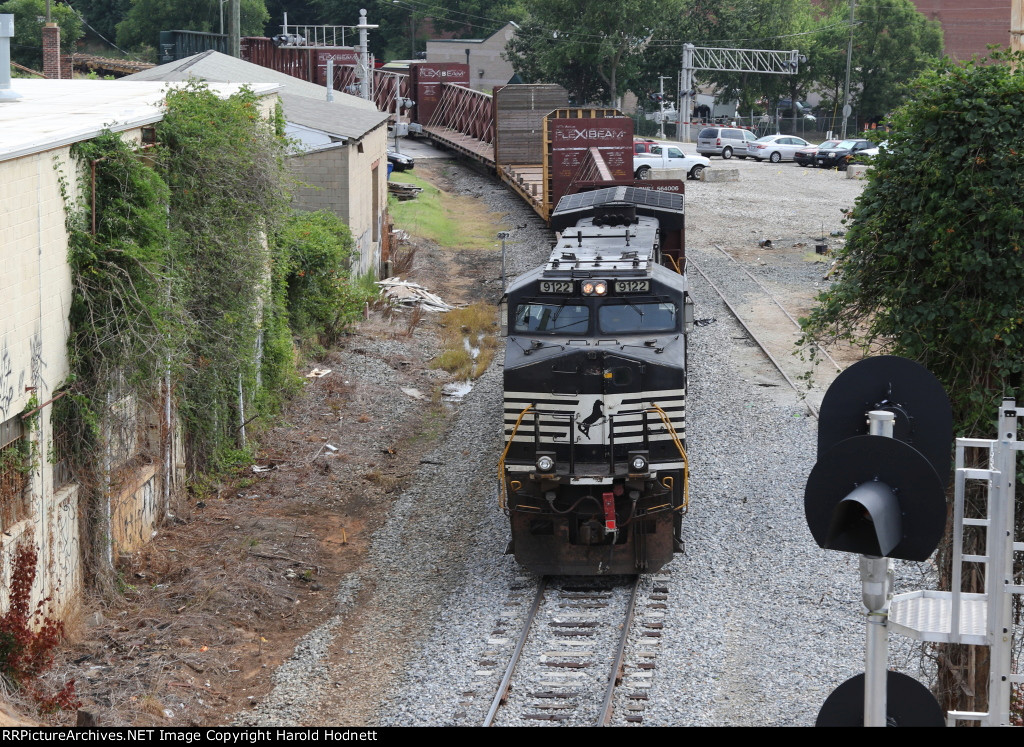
{"left": 324, "top": 444, "right": 338, "bottom": 453}
{"left": 693, "top": 317, "right": 716, "bottom": 327}
{"left": 377, "top": 278, "right": 455, "bottom": 312}
{"left": 815, "top": 244, "right": 829, "bottom": 255}
{"left": 252, "top": 465, "right": 276, "bottom": 473}
{"left": 400, "top": 387, "right": 426, "bottom": 400}
{"left": 442, "top": 381, "right": 474, "bottom": 402}
{"left": 306, "top": 368, "right": 332, "bottom": 378}
{"left": 758, "top": 238, "right": 773, "bottom": 248}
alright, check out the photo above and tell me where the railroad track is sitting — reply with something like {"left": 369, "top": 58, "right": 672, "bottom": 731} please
{"left": 686, "top": 244, "right": 844, "bottom": 418}
{"left": 473, "top": 573, "right": 671, "bottom": 726}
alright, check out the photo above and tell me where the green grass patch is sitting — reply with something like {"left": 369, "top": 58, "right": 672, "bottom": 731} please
{"left": 389, "top": 169, "right": 508, "bottom": 249}
{"left": 431, "top": 303, "right": 500, "bottom": 380}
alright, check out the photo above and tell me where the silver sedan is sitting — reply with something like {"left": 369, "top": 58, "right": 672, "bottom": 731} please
{"left": 747, "top": 135, "right": 812, "bottom": 163}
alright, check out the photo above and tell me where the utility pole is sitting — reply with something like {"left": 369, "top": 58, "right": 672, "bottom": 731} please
{"left": 228, "top": 0, "right": 240, "bottom": 58}
{"left": 841, "top": 0, "right": 856, "bottom": 139}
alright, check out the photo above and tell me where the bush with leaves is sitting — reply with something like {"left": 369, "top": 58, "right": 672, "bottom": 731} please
{"left": 156, "top": 82, "right": 294, "bottom": 472}
{"left": 275, "top": 210, "right": 375, "bottom": 345}
{"left": 799, "top": 49, "right": 1024, "bottom": 717}
{"left": 800, "top": 50, "right": 1024, "bottom": 436}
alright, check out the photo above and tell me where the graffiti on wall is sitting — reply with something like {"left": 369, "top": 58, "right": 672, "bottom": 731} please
{"left": 111, "top": 467, "right": 159, "bottom": 555}
{"left": 0, "top": 341, "right": 16, "bottom": 417}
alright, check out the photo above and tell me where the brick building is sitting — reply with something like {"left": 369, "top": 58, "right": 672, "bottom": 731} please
{"left": 910, "top": 0, "right": 1014, "bottom": 60}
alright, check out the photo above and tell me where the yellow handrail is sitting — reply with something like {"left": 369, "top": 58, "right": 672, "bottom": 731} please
{"left": 649, "top": 403, "right": 690, "bottom": 513}
{"left": 498, "top": 404, "right": 535, "bottom": 510}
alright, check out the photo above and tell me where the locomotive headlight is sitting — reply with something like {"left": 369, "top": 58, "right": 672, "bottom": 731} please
{"left": 536, "top": 454, "right": 556, "bottom": 473}
{"left": 582, "top": 280, "right": 609, "bottom": 296}
{"left": 628, "top": 451, "right": 649, "bottom": 474}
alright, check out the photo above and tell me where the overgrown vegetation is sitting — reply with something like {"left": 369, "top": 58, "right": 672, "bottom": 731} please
{"left": 275, "top": 210, "right": 377, "bottom": 347}
{"left": 59, "top": 83, "right": 373, "bottom": 589}
{"left": 799, "top": 49, "right": 1024, "bottom": 717}
{"left": 431, "top": 303, "right": 499, "bottom": 380}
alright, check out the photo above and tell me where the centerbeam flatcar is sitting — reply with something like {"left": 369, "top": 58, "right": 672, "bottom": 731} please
{"left": 499, "top": 187, "right": 692, "bottom": 575}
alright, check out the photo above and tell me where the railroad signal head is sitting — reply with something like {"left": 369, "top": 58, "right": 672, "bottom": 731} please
{"left": 805, "top": 356, "right": 951, "bottom": 561}
{"left": 817, "top": 671, "right": 944, "bottom": 727}
{"left": 818, "top": 355, "right": 952, "bottom": 486}
{"left": 804, "top": 435, "right": 945, "bottom": 560}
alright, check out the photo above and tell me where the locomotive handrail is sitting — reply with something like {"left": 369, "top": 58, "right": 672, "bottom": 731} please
{"left": 649, "top": 403, "right": 690, "bottom": 512}
{"left": 499, "top": 403, "right": 536, "bottom": 510}
{"left": 664, "top": 254, "right": 683, "bottom": 275}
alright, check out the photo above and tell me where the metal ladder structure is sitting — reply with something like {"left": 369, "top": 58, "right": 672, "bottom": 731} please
{"left": 889, "top": 398, "right": 1024, "bottom": 726}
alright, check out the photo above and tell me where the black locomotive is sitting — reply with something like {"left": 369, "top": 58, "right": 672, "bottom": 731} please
{"left": 499, "top": 187, "right": 692, "bottom": 575}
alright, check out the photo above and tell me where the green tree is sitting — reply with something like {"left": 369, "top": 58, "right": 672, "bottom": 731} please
{"left": 309, "top": 0, "right": 524, "bottom": 60}
{"left": 115, "top": 0, "right": 269, "bottom": 50}
{"left": 0, "top": 0, "right": 83, "bottom": 72}
{"left": 506, "top": 0, "right": 682, "bottom": 106}
{"left": 678, "top": 0, "right": 817, "bottom": 114}
{"left": 71, "top": 0, "right": 132, "bottom": 46}
{"left": 799, "top": 51, "right": 1024, "bottom": 435}
{"left": 814, "top": 0, "right": 943, "bottom": 124}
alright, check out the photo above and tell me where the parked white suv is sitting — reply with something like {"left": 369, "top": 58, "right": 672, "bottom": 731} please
{"left": 696, "top": 126, "right": 758, "bottom": 159}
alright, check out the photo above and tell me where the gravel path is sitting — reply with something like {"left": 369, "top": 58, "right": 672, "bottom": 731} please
{"left": 236, "top": 148, "right": 937, "bottom": 727}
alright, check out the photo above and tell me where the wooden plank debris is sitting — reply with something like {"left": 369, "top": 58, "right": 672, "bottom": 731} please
{"left": 388, "top": 182, "right": 422, "bottom": 200}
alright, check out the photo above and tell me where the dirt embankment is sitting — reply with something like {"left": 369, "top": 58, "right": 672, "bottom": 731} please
{"left": 19, "top": 160, "right": 506, "bottom": 727}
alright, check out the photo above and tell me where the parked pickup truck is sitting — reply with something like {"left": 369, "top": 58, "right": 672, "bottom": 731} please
{"left": 633, "top": 143, "right": 711, "bottom": 180}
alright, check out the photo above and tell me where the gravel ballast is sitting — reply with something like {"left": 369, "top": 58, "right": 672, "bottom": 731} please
{"left": 237, "top": 150, "right": 939, "bottom": 727}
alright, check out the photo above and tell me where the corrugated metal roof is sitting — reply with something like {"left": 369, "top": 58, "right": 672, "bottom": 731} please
{"left": 123, "top": 50, "right": 382, "bottom": 114}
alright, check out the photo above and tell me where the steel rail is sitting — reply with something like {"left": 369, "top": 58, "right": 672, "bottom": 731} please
{"left": 483, "top": 577, "right": 547, "bottom": 726}
{"left": 712, "top": 244, "right": 843, "bottom": 373}
{"left": 687, "top": 255, "right": 819, "bottom": 420}
{"left": 597, "top": 575, "right": 642, "bottom": 725}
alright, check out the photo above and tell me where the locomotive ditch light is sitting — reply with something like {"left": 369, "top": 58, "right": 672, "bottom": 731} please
{"left": 535, "top": 453, "right": 556, "bottom": 474}
{"left": 628, "top": 451, "right": 650, "bottom": 475}
{"left": 582, "top": 280, "right": 608, "bottom": 296}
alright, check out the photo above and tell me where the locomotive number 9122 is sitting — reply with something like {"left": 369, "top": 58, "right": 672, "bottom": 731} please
{"left": 498, "top": 187, "right": 693, "bottom": 575}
